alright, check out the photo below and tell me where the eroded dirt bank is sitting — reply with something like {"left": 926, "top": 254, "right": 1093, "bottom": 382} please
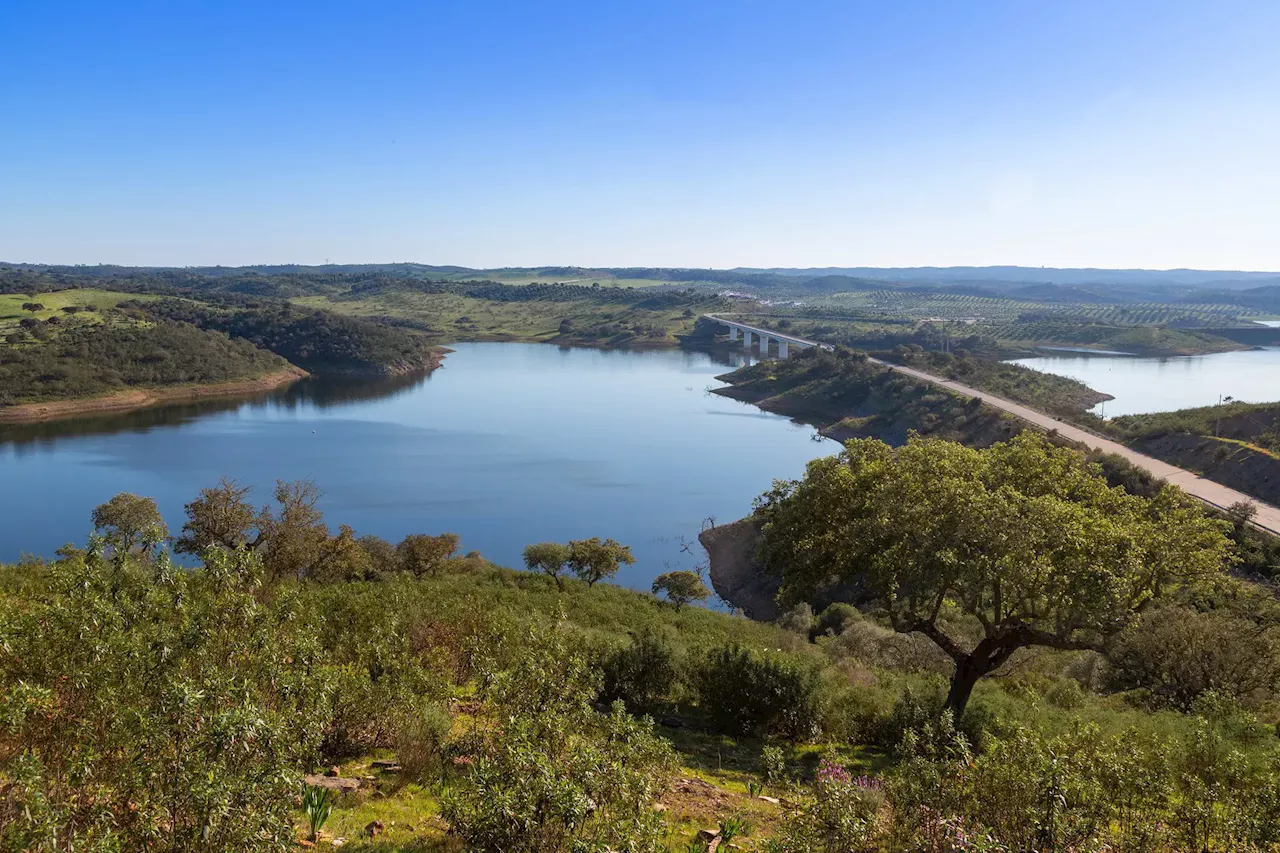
{"left": 0, "top": 367, "right": 311, "bottom": 424}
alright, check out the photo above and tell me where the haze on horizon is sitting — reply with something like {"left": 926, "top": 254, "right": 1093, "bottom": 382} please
{"left": 3, "top": 1, "right": 1278, "bottom": 272}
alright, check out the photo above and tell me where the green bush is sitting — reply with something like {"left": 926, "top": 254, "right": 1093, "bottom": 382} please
{"left": 818, "top": 676, "right": 895, "bottom": 745}
{"left": 767, "top": 760, "right": 882, "bottom": 853}
{"left": 307, "top": 579, "right": 452, "bottom": 759}
{"left": 599, "top": 629, "right": 680, "bottom": 716}
{"left": 811, "top": 602, "right": 859, "bottom": 639}
{"left": 393, "top": 701, "right": 452, "bottom": 784}
{"left": 0, "top": 548, "right": 330, "bottom": 853}
{"left": 885, "top": 714, "right": 1280, "bottom": 852}
{"left": 693, "top": 644, "right": 823, "bottom": 740}
{"left": 874, "top": 680, "right": 947, "bottom": 748}
{"left": 1107, "top": 607, "right": 1280, "bottom": 708}
{"left": 441, "top": 627, "right": 674, "bottom": 852}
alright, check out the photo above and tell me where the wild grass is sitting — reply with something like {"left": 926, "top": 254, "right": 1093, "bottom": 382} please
{"left": 0, "top": 288, "right": 158, "bottom": 333}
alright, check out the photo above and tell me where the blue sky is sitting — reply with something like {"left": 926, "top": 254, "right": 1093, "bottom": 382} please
{"left": 2, "top": 1, "right": 1278, "bottom": 269}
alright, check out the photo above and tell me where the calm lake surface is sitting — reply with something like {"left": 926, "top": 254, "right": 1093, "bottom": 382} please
{"left": 0, "top": 343, "right": 833, "bottom": 588}
{"left": 1011, "top": 347, "right": 1280, "bottom": 418}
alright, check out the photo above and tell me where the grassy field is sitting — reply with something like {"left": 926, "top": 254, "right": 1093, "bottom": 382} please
{"left": 797, "top": 289, "right": 1263, "bottom": 326}
{"left": 0, "top": 288, "right": 158, "bottom": 334}
{"left": 437, "top": 269, "right": 676, "bottom": 288}
{"left": 297, "top": 290, "right": 706, "bottom": 346}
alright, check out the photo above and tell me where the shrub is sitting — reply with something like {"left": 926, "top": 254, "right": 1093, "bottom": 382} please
{"left": 819, "top": 677, "right": 894, "bottom": 745}
{"left": 393, "top": 701, "right": 452, "bottom": 784}
{"left": 441, "top": 628, "right": 674, "bottom": 852}
{"left": 307, "top": 579, "right": 451, "bottom": 759}
{"left": 0, "top": 548, "right": 330, "bottom": 853}
{"left": 777, "top": 602, "right": 815, "bottom": 635}
{"left": 811, "top": 603, "right": 859, "bottom": 639}
{"left": 762, "top": 745, "right": 788, "bottom": 786}
{"left": 1107, "top": 607, "right": 1280, "bottom": 708}
{"left": 767, "top": 760, "right": 883, "bottom": 852}
{"left": 824, "top": 616, "right": 952, "bottom": 676}
{"left": 599, "top": 630, "right": 680, "bottom": 715}
{"left": 874, "top": 680, "right": 947, "bottom": 748}
{"left": 693, "top": 644, "right": 823, "bottom": 740}
{"left": 884, "top": 713, "right": 1280, "bottom": 852}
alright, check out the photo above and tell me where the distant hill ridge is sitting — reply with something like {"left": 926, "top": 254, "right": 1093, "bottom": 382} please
{"left": 736, "top": 265, "right": 1280, "bottom": 290}
{"left": 4, "top": 262, "right": 1279, "bottom": 313}
{"left": 5, "top": 262, "right": 1278, "bottom": 285}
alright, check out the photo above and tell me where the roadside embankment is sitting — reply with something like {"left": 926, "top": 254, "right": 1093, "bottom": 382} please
{"left": 1129, "top": 434, "right": 1280, "bottom": 508}
{"left": 0, "top": 367, "right": 310, "bottom": 424}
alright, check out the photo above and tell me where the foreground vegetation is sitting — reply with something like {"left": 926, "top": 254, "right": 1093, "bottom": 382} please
{"left": 6, "top": 441, "right": 1280, "bottom": 851}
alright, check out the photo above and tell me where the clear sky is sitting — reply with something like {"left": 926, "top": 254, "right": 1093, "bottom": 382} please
{"left": 2, "top": 1, "right": 1278, "bottom": 270}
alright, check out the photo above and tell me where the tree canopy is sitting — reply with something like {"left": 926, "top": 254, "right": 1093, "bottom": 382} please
{"left": 0, "top": 319, "right": 290, "bottom": 407}
{"left": 397, "top": 533, "right": 460, "bottom": 578}
{"left": 756, "top": 432, "right": 1235, "bottom": 715}
{"left": 567, "top": 537, "right": 635, "bottom": 586}
{"left": 651, "top": 570, "right": 710, "bottom": 609}
{"left": 523, "top": 542, "right": 572, "bottom": 589}
{"left": 91, "top": 492, "right": 168, "bottom": 556}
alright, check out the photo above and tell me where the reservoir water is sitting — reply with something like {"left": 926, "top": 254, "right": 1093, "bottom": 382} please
{"left": 1011, "top": 347, "right": 1280, "bottom": 418}
{"left": 0, "top": 343, "right": 833, "bottom": 588}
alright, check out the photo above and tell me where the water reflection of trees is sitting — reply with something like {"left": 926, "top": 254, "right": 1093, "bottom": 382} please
{"left": 0, "top": 372, "right": 432, "bottom": 450}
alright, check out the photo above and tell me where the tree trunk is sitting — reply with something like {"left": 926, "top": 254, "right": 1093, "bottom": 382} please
{"left": 944, "top": 657, "right": 984, "bottom": 719}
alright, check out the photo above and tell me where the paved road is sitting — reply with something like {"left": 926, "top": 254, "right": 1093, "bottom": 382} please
{"left": 706, "top": 315, "right": 1280, "bottom": 536}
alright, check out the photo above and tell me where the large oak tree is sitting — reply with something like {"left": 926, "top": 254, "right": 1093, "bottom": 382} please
{"left": 756, "top": 432, "right": 1234, "bottom": 716}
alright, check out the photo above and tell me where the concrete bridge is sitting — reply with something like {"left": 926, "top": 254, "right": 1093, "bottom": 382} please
{"left": 702, "top": 314, "right": 1280, "bottom": 536}
{"left": 706, "top": 314, "right": 824, "bottom": 359}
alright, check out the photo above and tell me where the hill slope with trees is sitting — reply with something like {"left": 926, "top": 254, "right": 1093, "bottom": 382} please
{"left": 0, "top": 316, "right": 294, "bottom": 408}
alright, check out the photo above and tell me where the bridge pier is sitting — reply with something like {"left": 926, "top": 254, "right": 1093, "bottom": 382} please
{"left": 716, "top": 320, "right": 797, "bottom": 359}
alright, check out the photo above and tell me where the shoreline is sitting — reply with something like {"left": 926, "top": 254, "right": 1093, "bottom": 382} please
{"left": 0, "top": 367, "right": 311, "bottom": 425}
{"left": 434, "top": 333, "right": 686, "bottom": 351}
